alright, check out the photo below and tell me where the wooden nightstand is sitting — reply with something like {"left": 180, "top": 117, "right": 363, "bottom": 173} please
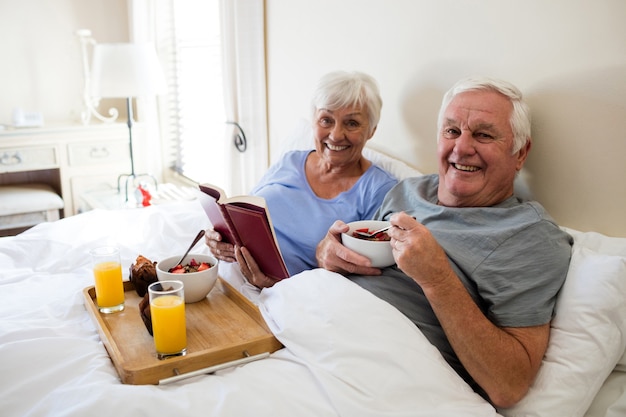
{"left": 0, "top": 123, "right": 141, "bottom": 216}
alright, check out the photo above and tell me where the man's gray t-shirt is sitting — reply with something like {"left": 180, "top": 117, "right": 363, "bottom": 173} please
{"left": 348, "top": 175, "right": 572, "bottom": 395}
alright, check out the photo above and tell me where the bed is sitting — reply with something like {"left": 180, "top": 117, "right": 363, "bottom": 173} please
{"left": 1, "top": 146, "right": 625, "bottom": 417}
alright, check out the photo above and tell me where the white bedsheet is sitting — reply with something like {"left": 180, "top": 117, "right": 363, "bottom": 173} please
{"left": 1, "top": 201, "right": 625, "bottom": 417}
{"left": 0, "top": 202, "right": 499, "bottom": 417}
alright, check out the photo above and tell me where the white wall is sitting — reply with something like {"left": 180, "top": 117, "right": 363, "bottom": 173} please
{"left": 0, "top": 0, "right": 166, "bottom": 181}
{"left": 0, "top": 0, "right": 128, "bottom": 125}
{"left": 266, "top": 0, "right": 626, "bottom": 237}
{"left": 2, "top": 1, "right": 624, "bottom": 236}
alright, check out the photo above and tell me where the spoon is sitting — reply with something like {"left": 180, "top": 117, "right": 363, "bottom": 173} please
{"left": 173, "top": 230, "right": 206, "bottom": 267}
{"left": 354, "top": 225, "right": 392, "bottom": 239}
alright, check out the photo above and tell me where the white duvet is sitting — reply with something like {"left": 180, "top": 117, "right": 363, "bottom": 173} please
{"left": 0, "top": 202, "right": 500, "bottom": 417}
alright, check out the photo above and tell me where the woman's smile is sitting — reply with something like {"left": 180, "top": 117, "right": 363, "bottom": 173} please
{"left": 325, "top": 143, "right": 350, "bottom": 151}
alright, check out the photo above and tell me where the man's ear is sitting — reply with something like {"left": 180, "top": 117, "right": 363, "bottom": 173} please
{"left": 516, "top": 138, "right": 532, "bottom": 171}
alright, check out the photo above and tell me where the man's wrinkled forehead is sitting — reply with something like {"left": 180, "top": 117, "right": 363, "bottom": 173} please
{"left": 443, "top": 91, "right": 511, "bottom": 123}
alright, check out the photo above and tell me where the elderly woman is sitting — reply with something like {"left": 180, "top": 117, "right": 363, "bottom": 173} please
{"left": 205, "top": 70, "right": 397, "bottom": 288}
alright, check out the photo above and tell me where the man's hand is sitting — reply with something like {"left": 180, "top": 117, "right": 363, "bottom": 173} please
{"left": 316, "top": 220, "right": 382, "bottom": 276}
{"left": 204, "top": 229, "right": 236, "bottom": 263}
{"left": 236, "top": 246, "right": 278, "bottom": 289}
{"left": 388, "top": 212, "right": 450, "bottom": 289}
{"left": 387, "top": 212, "right": 548, "bottom": 407}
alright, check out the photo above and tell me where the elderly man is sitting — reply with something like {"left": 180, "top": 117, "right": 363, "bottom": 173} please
{"left": 315, "top": 77, "right": 573, "bottom": 408}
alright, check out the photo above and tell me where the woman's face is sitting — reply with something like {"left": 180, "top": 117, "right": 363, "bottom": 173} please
{"left": 312, "top": 105, "right": 375, "bottom": 168}
{"left": 437, "top": 89, "right": 530, "bottom": 207}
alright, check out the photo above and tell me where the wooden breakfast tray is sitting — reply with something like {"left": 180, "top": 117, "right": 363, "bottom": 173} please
{"left": 83, "top": 278, "right": 283, "bottom": 385}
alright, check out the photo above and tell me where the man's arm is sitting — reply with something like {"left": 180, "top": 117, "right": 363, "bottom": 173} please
{"left": 390, "top": 212, "right": 547, "bottom": 407}
{"left": 422, "top": 268, "right": 548, "bottom": 407}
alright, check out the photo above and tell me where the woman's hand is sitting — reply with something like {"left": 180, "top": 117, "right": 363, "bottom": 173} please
{"left": 315, "top": 220, "right": 382, "bottom": 276}
{"left": 235, "top": 246, "right": 279, "bottom": 289}
{"left": 204, "top": 229, "right": 236, "bottom": 262}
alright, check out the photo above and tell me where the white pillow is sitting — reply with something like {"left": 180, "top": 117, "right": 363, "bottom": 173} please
{"left": 362, "top": 146, "right": 423, "bottom": 180}
{"left": 565, "top": 228, "right": 626, "bottom": 375}
{"left": 501, "top": 231, "right": 626, "bottom": 417}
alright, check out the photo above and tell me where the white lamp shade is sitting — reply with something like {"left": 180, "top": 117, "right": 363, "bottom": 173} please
{"left": 90, "top": 43, "right": 167, "bottom": 98}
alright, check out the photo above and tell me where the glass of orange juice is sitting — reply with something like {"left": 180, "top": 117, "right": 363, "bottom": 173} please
{"left": 90, "top": 246, "right": 125, "bottom": 314}
{"left": 148, "top": 280, "right": 187, "bottom": 359}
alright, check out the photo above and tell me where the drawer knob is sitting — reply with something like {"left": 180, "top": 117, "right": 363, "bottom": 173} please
{"left": 89, "top": 147, "right": 110, "bottom": 159}
{"left": 0, "top": 152, "right": 22, "bottom": 165}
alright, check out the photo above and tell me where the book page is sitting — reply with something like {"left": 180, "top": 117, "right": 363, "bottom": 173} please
{"left": 196, "top": 187, "right": 238, "bottom": 245}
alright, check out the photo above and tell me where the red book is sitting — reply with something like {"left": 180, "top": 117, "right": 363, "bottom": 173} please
{"left": 197, "top": 183, "right": 289, "bottom": 282}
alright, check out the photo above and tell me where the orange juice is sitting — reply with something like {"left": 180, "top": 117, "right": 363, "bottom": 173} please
{"left": 151, "top": 294, "right": 187, "bottom": 356}
{"left": 93, "top": 261, "right": 124, "bottom": 311}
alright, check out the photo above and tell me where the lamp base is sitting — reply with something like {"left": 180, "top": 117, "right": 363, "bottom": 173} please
{"left": 117, "top": 173, "right": 158, "bottom": 202}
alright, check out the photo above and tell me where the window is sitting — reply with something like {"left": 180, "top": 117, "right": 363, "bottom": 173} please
{"left": 156, "top": 0, "right": 228, "bottom": 187}
{"left": 153, "top": 0, "right": 268, "bottom": 196}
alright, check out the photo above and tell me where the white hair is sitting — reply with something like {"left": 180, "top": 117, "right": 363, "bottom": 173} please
{"left": 437, "top": 77, "right": 531, "bottom": 153}
{"left": 311, "top": 71, "right": 383, "bottom": 135}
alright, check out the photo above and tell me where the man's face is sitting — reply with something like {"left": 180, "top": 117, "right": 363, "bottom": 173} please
{"left": 437, "top": 90, "right": 530, "bottom": 207}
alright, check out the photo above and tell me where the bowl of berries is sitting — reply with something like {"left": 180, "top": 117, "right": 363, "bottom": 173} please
{"left": 341, "top": 220, "right": 395, "bottom": 268}
{"left": 156, "top": 253, "right": 219, "bottom": 303}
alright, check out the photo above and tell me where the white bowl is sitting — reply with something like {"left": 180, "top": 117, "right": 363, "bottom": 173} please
{"left": 341, "top": 220, "right": 395, "bottom": 268}
{"left": 156, "top": 253, "right": 219, "bottom": 303}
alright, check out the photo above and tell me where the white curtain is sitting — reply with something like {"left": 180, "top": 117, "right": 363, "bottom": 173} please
{"left": 219, "top": 0, "right": 268, "bottom": 195}
{"left": 129, "top": 0, "right": 268, "bottom": 195}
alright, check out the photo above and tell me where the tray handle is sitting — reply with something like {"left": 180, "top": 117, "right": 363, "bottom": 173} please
{"left": 158, "top": 351, "right": 270, "bottom": 385}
